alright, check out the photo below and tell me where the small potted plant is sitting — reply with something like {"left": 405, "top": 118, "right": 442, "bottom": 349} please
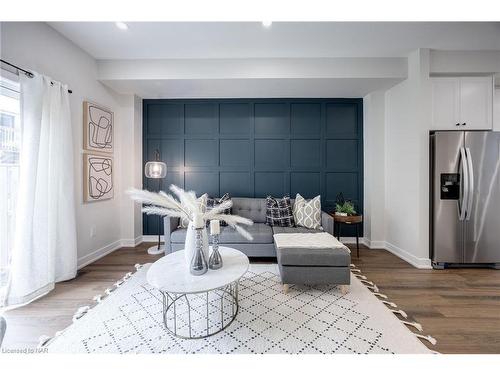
{"left": 334, "top": 193, "right": 357, "bottom": 217}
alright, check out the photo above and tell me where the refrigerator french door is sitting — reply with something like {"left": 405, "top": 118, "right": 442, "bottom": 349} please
{"left": 430, "top": 131, "right": 500, "bottom": 268}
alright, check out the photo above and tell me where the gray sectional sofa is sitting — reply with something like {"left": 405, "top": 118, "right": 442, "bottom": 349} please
{"left": 163, "top": 197, "right": 334, "bottom": 257}
{"left": 163, "top": 197, "right": 351, "bottom": 291}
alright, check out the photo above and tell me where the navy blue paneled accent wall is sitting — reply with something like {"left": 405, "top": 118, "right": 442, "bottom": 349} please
{"left": 143, "top": 99, "right": 363, "bottom": 236}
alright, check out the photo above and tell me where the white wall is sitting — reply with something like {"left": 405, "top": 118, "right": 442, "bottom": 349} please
{"left": 363, "top": 91, "right": 386, "bottom": 248}
{"left": 430, "top": 50, "right": 500, "bottom": 75}
{"left": 383, "top": 49, "right": 432, "bottom": 268}
{"left": 0, "top": 22, "right": 141, "bottom": 267}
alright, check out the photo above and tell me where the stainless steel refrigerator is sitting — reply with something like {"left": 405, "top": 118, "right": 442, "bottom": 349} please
{"left": 430, "top": 131, "right": 500, "bottom": 269}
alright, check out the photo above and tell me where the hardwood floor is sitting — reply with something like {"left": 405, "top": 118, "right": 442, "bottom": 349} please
{"left": 2, "top": 244, "right": 500, "bottom": 353}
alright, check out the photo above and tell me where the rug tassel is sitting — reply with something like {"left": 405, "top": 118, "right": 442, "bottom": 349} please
{"left": 134, "top": 264, "right": 143, "bottom": 270}
{"left": 114, "top": 280, "right": 124, "bottom": 288}
{"left": 360, "top": 280, "right": 374, "bottom": 286}
{"left": 414, "top": 333, "right": 437, "bottom": 345}
{"left": 382, "top": 300, "right": 398, "bottom": 308}
{"left": 366, "top": 284, "right": 380, "bottom": 293}
{"left": 72, "top": 306, "right": 90, "bottom": 322}
{"left": 104, "top": 288, "right": 114, "bottom": 295}
{"left": 390, "top": 309, "right": 408, "bottom": 319}
{"left": 372, "top": 292, "right": 388, "bottom": 299}
{"left": 351, "top": 268, "right": 361, "bottom": 273}
{"left": 37, "top": 335, "right": 52, "bottom": 348}
{"left": 92, "top": 294, "right": 103, "bottom": 303}
{"left": 354, "top": 274, "right": 367, "bottom": 280}
{"left": 402, "top": 321, "right": 423, "bottom": 332}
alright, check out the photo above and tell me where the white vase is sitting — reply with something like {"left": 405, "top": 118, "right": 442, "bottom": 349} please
{"left": 184, "top": 222, "right": 210, "bottom": 269}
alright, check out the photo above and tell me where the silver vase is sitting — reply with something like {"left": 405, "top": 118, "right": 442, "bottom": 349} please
{"left": 190, "top": 228, "right": 208, "bottom": 276}
{"left": 209, "top": 234, "right": 223, "bottom": 270}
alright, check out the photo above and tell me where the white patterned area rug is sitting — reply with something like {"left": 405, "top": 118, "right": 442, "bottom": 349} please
{"left": 45, "top": 264, "right": 433, "bottom": 354}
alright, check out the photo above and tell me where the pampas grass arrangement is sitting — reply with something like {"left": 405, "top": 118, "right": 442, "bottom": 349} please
{"left": 127, "top": 185, "right": 254, "bottom": 240}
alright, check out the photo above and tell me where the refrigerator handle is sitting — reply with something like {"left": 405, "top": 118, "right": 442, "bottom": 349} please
{"left": 465, "top": 147, "right": 474, "bottom": 221}
{"left": 459, "top": 147, "right": 469, "bottom": 221}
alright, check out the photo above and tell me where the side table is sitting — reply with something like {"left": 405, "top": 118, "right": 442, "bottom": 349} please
{"left": 332, "top": 214, "right": 363, "bottom": 258}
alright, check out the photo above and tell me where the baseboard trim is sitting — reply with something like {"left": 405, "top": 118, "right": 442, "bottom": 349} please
{"left": 77, "top": 240, "right": 123, "bottom": 269}
{"left": 120, "top": 236, "right": 143, "bottom": 247}
{"left": 363, "top": 239, "right": 386, "bottom": 249}
{"left": 383, "top": 241, "right": 432, "bottom": 269}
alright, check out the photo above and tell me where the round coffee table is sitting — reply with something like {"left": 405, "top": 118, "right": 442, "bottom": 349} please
{"left": 147, "top": 246, "right": 249, "bottom": 339}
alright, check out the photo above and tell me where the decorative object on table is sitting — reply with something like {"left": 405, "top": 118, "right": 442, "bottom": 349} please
{"left": 189, "top": 216, "right": 208, "bottom": 276}
{"left": 83, "top": 101, "right": 113, "bottom": 153}
{"left": 209, "top": 220, "right": 223, "bottom": 270}
{"left": 127, "top": 185, "right": 253, "bottom": 268}
{"left": 332, "top": 213, "right": 363, "bottom": 258}
{"left": 334, "top": 192, "right": 357, "bottom": 216}
{"left": 83, "top": 153, "right": 113, "bottom": 202}
{"left": 265, "top": 196, "right": 295, "bottom": 227}
{"left": 293, "top": 193, "right": 322, "bottom": 230}
{"left": 179, "top": 194, "right": 207, "bottom": 228}
{"left": 206, "top": 193, "right": 231, "bottom": 226}
{"left": 143, "top": 149, "right": 167, "bottom": 255}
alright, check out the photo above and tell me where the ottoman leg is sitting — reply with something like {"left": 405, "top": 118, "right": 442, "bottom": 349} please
{"left": 340, "top": 285, "right": 349, "bottom": 295}
{"left": 282, "top": 284, "right": 290, "bottom": 294}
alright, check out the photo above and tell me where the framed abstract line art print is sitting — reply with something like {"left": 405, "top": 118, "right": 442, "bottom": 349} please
{"left": 83, "top": 153, "right": 114, "bottom": 202}
{"left": 83, "top": 101, "right": 113, "bottom": 153}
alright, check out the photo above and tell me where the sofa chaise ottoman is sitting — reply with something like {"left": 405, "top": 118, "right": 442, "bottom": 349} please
{"left": 274, "top": 232, "right": 351, "bottom": 294}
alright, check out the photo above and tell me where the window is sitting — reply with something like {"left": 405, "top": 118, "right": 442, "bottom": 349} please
{"left": 0, "top": 73, "right": 20, "bottom": 293}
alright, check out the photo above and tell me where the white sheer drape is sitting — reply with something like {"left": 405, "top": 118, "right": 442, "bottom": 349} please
{"left": 2, "top": 73, "right": 77, "bottom": 307}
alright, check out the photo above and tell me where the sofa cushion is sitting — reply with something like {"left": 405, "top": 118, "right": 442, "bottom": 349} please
{"left": 231, "top": 198, "right": 267, "bottom": 223}
{"left": 220, "top": 223, "right": 273, "bottom": 244}
{"left": 293, "top": 193, "right": 322, "bottom": 230}
{"left": 276, "top": 246, "right": 351, "bottom": 267}
{"left": 265, "top": 196, "right": 295, "bottom": 227}
{"left": 170, "top": 223, "right": 273, "bottom": 244}
{"left": 272, "top": 226, "right": 322, "bottom": 234}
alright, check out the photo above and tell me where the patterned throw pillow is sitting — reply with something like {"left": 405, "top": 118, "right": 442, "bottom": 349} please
{"left": 293, "top": 193, "right": 322, "bottom": 230}
{"left": 206, "top": 193, "right": 231, "bottom": 226}
{"left": 179, "top": 193, "right": 208, "bottom": 228}
{"left": 266, "top": 196, "right": 295, "bottom": 227}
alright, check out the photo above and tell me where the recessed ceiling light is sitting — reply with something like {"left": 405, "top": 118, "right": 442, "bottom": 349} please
{"left": 262, "top": 21, "right": 272, "bottom": 28}
{"left": 115, "top": 22, "right": 128, "bottom": 30}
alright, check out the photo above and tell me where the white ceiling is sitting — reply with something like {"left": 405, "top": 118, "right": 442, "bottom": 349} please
{"left": 49, "top": 22, "right": 500, "bottom": 60}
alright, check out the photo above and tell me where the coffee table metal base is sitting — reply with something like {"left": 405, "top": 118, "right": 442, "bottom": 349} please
{"left": 161, "top": 282, "right": 239, "bottom": 339}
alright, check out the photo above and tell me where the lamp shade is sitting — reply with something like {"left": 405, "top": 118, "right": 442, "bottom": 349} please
{"left": 145, "top": 161, "right": 167, "bottom": 179}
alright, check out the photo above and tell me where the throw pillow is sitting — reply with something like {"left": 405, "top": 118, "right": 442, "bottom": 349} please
{"left": 206, "top": 193, "right": 232, "bottom": 226}
{"left": 179, "top": 193, "right": 208, "bottom": 228}
{"left": 293, "top": 193, "right": 322, "bottom": 230}
{"left": 265, "top": 196, "right": 295, "bottom": 227}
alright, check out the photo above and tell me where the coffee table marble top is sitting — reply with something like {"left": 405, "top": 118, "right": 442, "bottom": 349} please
{"left": 147, "top": 246, "right": 249, "bottom": 294}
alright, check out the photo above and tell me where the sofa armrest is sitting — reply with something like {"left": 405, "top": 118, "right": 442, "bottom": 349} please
{"left": 321, "top": 211, "right": 334, "bottom": 236}
{"left": 163, "top": 216, "right": 180, "bottom": 254}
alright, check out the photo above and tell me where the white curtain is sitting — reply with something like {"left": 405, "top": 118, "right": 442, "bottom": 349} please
{"left": 2, "top": 73, "right": 77, "bottom": 307}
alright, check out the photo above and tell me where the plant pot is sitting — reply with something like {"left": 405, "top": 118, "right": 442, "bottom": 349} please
{"left": 184, "top": 222, "right": 210, "bottom": 269}
{"left": 335, "top": 212, "right": 348, "bottom": 217}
